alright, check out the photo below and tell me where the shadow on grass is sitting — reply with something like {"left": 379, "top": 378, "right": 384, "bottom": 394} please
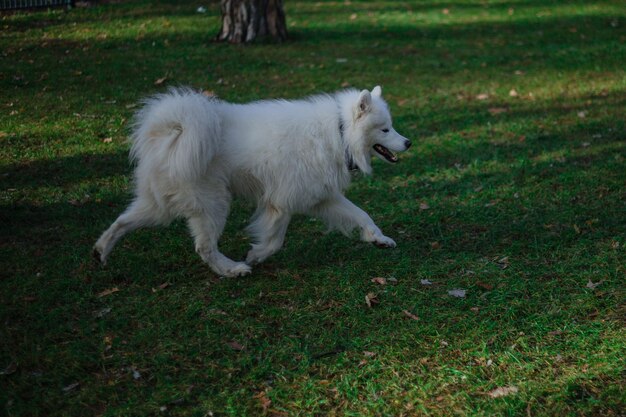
{"left": 1, "top": 149, "right": 129, "bottom": 189}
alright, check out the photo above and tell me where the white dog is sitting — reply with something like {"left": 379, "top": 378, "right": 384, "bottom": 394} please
{"left": 94, "top": 86, "right": 411, "bottom": 277}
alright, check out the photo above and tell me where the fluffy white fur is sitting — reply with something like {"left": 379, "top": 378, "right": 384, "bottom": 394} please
{"left": 94, "top": 86, "right": 411, "bottom": 277}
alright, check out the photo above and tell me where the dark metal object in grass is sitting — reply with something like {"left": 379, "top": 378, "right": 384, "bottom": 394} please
{"left": 1, "top": 0, "right": 74, "bottom": 11}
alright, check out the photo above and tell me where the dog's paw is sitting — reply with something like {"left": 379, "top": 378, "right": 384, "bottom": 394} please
{"left": 362, "top": 225, "right": 396, "bottom": 248}
{"left": 92, "top": 246, "right": 107, "bottom": 265}
{"left": 226, "top": 262, "right": 252, "bottom": 277}
{"left": 216, "top": 262, "right": 252, "bottom": 278}
{"left": 373, "top": 235, "right": 396, "bottom": 248}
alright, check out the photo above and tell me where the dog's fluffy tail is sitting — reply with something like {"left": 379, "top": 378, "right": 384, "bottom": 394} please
{"left": 129, "top": 87, "right": 220, "bottom": 182}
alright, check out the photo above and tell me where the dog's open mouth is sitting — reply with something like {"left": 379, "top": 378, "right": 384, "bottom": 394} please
{"left": 373, "top": 144, "right": 398, "bottom": 163}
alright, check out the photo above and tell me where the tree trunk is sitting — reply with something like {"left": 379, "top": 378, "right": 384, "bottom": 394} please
{"left": 216, "top": 0, "right": 287, "bottom": 43}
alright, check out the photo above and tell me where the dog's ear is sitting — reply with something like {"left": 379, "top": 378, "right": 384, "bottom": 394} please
{"left": 372, "top": 85, "right": 382, "bottom": 97}
{"left": 356, "top": 90, "right": 372, "bottom": 118}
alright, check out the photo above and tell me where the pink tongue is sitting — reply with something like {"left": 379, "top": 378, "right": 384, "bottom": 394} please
{"left": 374, "top": 144, "right": 397, "bottom": 162}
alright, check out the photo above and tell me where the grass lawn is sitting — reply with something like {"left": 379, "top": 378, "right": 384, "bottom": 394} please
{"left": 1, "top": 0, "right": 625, "bottom": 415}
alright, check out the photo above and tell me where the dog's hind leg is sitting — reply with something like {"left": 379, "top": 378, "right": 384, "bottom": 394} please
{"left": 94, "top": 198, "right": 161, "bottom": 265}
{"left": 245, "top": 205, "right": 291, "bottom": 265}
{"left": 187, "top": 194, "right": 251, "bottom": 278}
{"left": 311, "top": 194, "right": 396, "bottom": 248}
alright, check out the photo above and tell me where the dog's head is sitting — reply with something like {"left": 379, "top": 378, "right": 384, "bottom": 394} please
{"left": 346, "top": 86, "right": 411, "bottom": 174}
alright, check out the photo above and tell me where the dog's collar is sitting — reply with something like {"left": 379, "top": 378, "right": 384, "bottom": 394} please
{"left": 339, "top": 117, "right": 358, "bottom": 171}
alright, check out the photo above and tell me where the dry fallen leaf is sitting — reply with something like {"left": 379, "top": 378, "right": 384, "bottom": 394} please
{"left": 97, "top": 287, "right": 119, "bottom": 297}
{"left": 253, "top": 391, "right": 272, "bottom": 413}
{"left": 154, "top": 76, "right": 167, "bottom": 86}
{"left": 365, "top": 292, "right": 379, "bottom": 308}
{"left": 0, "top": 362, "right": 17, "bottom": 376}
{"left": 487, "top": 386, "right": 518, "bottom": 398}
{"left": 68, "top": 194, "right": 91, "bottom": 207}
{"left": 152, "top": 282, "right": 171, "bottom": 292}
{"left": 493, "top": 257, "right": 509, "bottom": 270}
{"left": 93, "top": 307, "right": 112, "bottom": 318}
{"left": 102, "top": 137, "right": 113, "bottom": 143}
{"left": 419, "top": 202, "right": 430, "bottom": 210}
{"left": 363, "top": 351, "right": 376, "bottom": 357}
{"left": 476, "top": 282, "right": 494, "bottom": 290}
{"left": 476, "top": 93, "right": 489, "bottom": 100}
{"left": 226, "top": 341, "right": 244, "bottom": 351}
{"left": 509, "top": 89, "right": 519, "bottom": 97}
{"left": 103, "top": 335, "right": 113, "bottom": 352}
{"left": 402, "top": 310, "right": 419, "bottom": 321}
{"left": 62, "top": 382, "right": 80, "bottom": 393}
{"left": 488, "top": 107, "right": 508, "bottom": 115}
{"left": 371, "top": 277, "right": 387, "bottom": 285}
{"left": 448, "top": 289, "right": 466, "bottom": 298}
{"left": 586, "top": 280, "right": 603, "bottom": 289}
{"left": 420, "top": 279, "right": 433, "bottom": 286}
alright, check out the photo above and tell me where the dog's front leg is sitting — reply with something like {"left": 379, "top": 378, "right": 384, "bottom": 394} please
{"left": 313, "top": 195, "right": 396, "bottom": 248}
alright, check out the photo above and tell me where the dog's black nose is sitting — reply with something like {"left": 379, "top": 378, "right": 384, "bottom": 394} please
{"left": 404, "top": 140, "right": 412, "bottom": 149}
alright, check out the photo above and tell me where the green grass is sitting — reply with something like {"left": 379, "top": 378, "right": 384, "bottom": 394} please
{"left": 1, "top": 0, "right": 625, "bottom": 415}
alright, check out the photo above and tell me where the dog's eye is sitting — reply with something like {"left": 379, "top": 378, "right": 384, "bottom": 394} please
{"left": 382, "top": 128, "right": 389, "bottom": 133}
